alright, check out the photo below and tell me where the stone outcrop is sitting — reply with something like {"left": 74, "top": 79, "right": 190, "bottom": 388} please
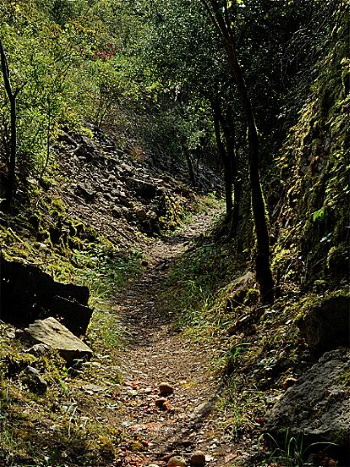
{"left": 265, "top": 348, "right": 350, "bottom": 465}
{"left": 1, "top": 256, "right": 92, "bottom": 335}
{"left": 297, "top": 293, "right": 350, "bottom": 353}
{"left": 22, "top": 317, "right": 93, "bottom": 363}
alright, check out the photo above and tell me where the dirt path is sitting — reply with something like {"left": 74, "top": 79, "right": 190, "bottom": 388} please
{"left": 114, "top": 207, "right": 241, "bottom": 467}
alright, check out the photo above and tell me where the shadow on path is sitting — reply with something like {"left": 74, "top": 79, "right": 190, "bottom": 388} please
{"left": 116, "top": 208, "right": 221, "bottom": 345}
{"left": 115, "top": 206, "right": 237, "bottom": 466}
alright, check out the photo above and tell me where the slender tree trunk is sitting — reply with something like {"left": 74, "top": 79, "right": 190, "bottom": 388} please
{"left": 177, "top": 104, "right": 196, "bottom": 187}
{"left": 211, "top": 99, "right": 233, "bottom": 217}
{"left": 181, "top": 141, "right": 196, "bottom": 187}
{"left": 226, "top": 115, "right": 241, "bottom": 238}
{"left": 39, "top": 96, "right": 52, "bottom": 182}
{"left": 225, "top": 42, "right": 274, "bottom": 303}
{"left": 230, "top": 177, "right": 241, "bottom": 236}
{"left": 199, "top": 0, "right": 274, "bottom": 302}
{"left": 0, "top": 39, "right": 17, "bottom": 209}
{"left": 221, "top": 104, "right": 241, "bottom": 231}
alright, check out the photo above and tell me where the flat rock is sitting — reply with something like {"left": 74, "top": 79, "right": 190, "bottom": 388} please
{"left": 23, "top": 317, "right": 93, "bottom": 363}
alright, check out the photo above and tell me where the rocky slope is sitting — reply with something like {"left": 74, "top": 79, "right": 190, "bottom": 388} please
{"left": 0, "top": 123, "right": 223, "bottom": 466}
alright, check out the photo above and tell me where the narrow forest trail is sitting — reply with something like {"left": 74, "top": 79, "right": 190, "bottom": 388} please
{"left": 113, "top": 206, "right": 243, "bottom": 467}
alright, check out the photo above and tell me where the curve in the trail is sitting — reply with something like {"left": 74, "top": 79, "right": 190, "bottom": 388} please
{"left": 114, "top": 206, "right": 240, "bottom": 467}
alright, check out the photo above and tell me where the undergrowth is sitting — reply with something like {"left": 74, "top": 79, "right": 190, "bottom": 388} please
{"left": 159, "top": 231, "right": 348, "bottom": 466}
{"left": 0, "top": 186, "right": 145, "bottom": 465}
{"left": 0, "top": 177, "right": 206, "bottom": 465}
{"left": 0, "top": 322, "right": 124, "bottom": 466}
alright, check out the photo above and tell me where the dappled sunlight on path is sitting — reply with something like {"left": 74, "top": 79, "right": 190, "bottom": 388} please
{"left": 113, "top": 206, "right": 244, "bottom": 466}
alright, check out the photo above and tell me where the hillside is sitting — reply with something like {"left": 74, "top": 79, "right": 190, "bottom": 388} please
{"left": 0, "top": 123, "right": 223, "bottom": 466}
{"left": 1, "top": 1, "right": 349, "bottom": 467}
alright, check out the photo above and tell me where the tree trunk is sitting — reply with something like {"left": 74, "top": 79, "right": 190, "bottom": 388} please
{"left": 199, "top": 0, "right": 274, "bottom": 303}
{"left": 221, "top": 104, "right": 241, "bottom": 231}
{"left": 211, "top": 98, "right": 233, "bottom": 217}
{"left": 181, "top": 141, "right": 196, "bottom": 187}
{"left": 0, "top": 39, "right": 17, "bottom": 209}
{"left": 225, "top": 41, "right": 274, "bottom": 303}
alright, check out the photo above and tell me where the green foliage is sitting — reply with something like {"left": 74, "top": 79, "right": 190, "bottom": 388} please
{"left": 219, "top": 342, "right": 250, "bottom": 374}
{"left": 0, "top": 1, "right": 349, "bottom": 464}
{"left": 0, "top": 0, "right": 156, "bottom": 191}
{"left": 259, "top": 429, "right": 339, "bottom": 467}
{"left": 311, "top": 207, "right": 325, "bottom": 223}
{"left": 73, "top": 246, "right": 143, "bottom": 300}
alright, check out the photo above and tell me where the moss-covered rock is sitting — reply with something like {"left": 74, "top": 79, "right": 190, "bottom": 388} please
{"left": 272, "top": 14, "right": 349, "bottom": 291}
{"left": 296, "top": 291, "right": 350, "bottom": 353}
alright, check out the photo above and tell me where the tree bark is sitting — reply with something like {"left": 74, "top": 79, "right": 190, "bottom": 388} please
{"left": 220, "top": 104, "right": 241, "bottom": 231}
{"left": 0, "top": 39, "right": 17, "bottom": 209}
{"left": 200, "top": 0, "right": 274, "bottom": 303}
{"left": 222, "top": 107, "right": 241, "bottom": 237}
{"left": 211, "top": 98, "right": 233, "bottom": 217}
{"left": 225, "top": 41, "right": 274, "bottom": 303}
{"left": 181, "top": 141, "right": 196, "bottom": 187}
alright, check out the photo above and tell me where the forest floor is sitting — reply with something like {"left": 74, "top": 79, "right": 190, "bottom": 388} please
{"left": 114, "top": 206, "right": 247, "bottom": 466}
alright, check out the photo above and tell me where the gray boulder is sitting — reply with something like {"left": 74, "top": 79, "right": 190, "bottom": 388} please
{"left": 23, "top": 317, "right": 93, "bottom": 363}
{"left": 126, "top": 177, "right": 158, "bottom": 199}
{"left": 266, "top": 349, "right": 350, "bottom": 464}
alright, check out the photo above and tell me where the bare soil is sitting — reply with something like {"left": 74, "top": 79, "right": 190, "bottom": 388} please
{"left": 114, "top": 207, "right": 246, "bottom": 466}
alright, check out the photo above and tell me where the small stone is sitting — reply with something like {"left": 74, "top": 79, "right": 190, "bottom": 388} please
{"left": 21, "top": 366, "right": 47, "bottom": 395}
{"left": 159, "top": 382, "right": 174, "bottom": 396}
{"left": 167, "top": 456, "right": 187, "bottom": 467}
{"left": 155, "top": 397, "right": 167, "bottom": 408}
{"left": 190, "top": 451, "right": 206, "bottom": 466}
{"left": 82, "top": 384, "right": 106, "bottom": 394}
{"left": 4, "top": 327, "right": 16, "bottom": 339}
{"left": 25, "top": 343, "right": 50, "bottom": 357}
{"left": 163, "top": 400, "right": 175, "bottom": 412}
{"left": 121, "top": 421, "right": 133, "bottom": 427}
{"left": 155, "top": 398, "right": 174, "bottom": 411}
